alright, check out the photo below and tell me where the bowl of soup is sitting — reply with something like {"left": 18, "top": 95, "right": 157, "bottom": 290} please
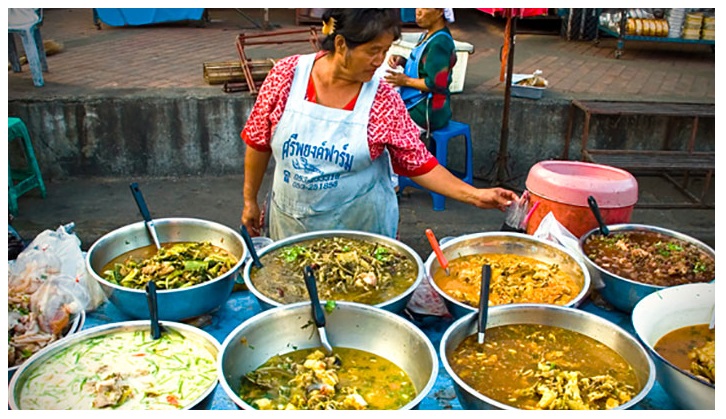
{"left": 9, "top": 320, "right": 220, "bottom": 410}
{"left": 441, "top": 304, "right": 655, "bottom": 410}
{"left": 632, "top": 282, "right": 715, "bottom": 409}
{"left": 425, "top": 232, "right": 591, "bottom": 319}
{"left": 86, "top": 218, "right": 248, "bottom": 321}
{"left": 218, "top": 301, "right": 438, "bottom": 410}
{"left": 579, "top": 224, "right": 715, "bottom": 313}
{"left": 242, "top": 230, "right": 424, "bottom": 313}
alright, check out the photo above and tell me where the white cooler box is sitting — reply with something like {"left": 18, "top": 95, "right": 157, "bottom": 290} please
{"left": 386, "top": 32, "right": 474, "bottom": 93}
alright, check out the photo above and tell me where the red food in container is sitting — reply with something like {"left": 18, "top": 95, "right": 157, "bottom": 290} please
{"left": 525, "top": 161, "right": 638, "bottom": 238}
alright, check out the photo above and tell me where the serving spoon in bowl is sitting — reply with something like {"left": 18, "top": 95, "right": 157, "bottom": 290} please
{"left": 130, "top": 182, "right": 162, "bottom": 250}
{"left": 303, "top": 265, "right": 333, "bottom": 355}
{"left": 477, "top": 264, "right": 492, "bottom": 344}
{"left": 587, "top": 195, "right": 610, "bottom": 236}
{"left": 145, "top": 280, "right": 162, "bottom": 340}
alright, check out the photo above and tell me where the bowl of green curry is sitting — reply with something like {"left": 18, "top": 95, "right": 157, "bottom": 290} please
{"left": 218, "top": 301, "right": 438, "bottom": 410}
{"left": 86, "top": 218, "right": 248, "bottom": 321}
{"left": 242, "top": 230, "right": 424, "bottom": 313}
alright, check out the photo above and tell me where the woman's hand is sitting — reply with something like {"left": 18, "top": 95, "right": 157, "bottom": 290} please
{"left": 470, "top": 188, "right": 520, "bottom": 212}
{"left": 241, "top": 200, "right": 262, "bottom": 237}
{"left": 384, "top": 69, "right": 409, "bottom": 87}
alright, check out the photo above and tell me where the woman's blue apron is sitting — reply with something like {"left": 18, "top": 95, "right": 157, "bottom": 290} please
{"left": 398, "top": 30, "right": 454, "bottom": 110}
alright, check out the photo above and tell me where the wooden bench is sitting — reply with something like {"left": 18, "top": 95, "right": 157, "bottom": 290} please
{"left": 564, "top": 100, "right": 715, "bottom": 209}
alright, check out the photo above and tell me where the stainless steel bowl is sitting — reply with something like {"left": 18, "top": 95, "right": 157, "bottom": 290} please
{"left": 242, "top": 230, "right": 424, "bottom": 313}
{"left": 440, "top": 304, "right": 656, "bottom": 410}
{"left": 425, "top": 232, "right": 591, "bottom": 319}
{"left": 632, "top": 283, "right": 715, "bottom": 409}
{"left": 579, "top": 224, "right": 715, "bottom": 313}
{"left": 8, "top": 309, "right": 86, "bottom": 381}
{"left": 9, "top": 320, "right": 220, "bottom": 410}
{"left": 218, "top": 301, "right": 438, "bottom": 410}
{"left": 86, "top": 217, "right": 248, "bottom": 321}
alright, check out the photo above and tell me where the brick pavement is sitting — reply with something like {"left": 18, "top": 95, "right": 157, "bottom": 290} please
{"left": 8, "top": 8, "right": 716, "bottom": 103}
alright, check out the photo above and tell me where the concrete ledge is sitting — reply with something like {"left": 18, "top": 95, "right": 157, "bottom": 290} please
{"left": 9, "top": 90, "right": 715, "bottom": 185}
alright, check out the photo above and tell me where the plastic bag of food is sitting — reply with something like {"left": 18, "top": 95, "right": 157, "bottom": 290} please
{"left": 405, "top": 279, "right": 452, "bottom": 317}
{"left": 30, "top": 274, "right": 87, "bottom": 335}
{"left": 20, "top": 224, "right": 107, "bottom": 311}
{"left": 8, "top": 247, "right": 63, "bottom": 296}
{"left": 532, "top": 212, "right": 604, "bottom": 289}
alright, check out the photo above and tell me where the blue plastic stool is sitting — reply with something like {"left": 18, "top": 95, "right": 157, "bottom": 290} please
{"left": 8, "top": 117, "right": 47, "bottom": 216}
{"left": 399, "top": 120, "right": 474, "bottom": 211}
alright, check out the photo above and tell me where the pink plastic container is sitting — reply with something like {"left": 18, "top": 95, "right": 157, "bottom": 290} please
{"left": 525, "top": 161, "right": 638, "bottom": 238}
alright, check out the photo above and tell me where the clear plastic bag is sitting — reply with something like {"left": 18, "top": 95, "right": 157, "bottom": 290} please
{"left": 405, "top": 279, "right": 452, "bottom": 317}
{"left": 30, "top": 274, "right": 88, "bottom": 335}
{"left": 532, "top": 211, "right": 604, "bottom": 289}
{"left": 18, "top": 224, "right": 107, "bottom": 311}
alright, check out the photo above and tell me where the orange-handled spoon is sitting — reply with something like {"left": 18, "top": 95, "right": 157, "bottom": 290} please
{"left": 425, "top": 229, "right": 450, "bottom": 276}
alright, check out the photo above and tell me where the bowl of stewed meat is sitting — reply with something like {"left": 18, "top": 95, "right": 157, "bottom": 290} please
{"left": 579, "top": 224, "right": 715, "bottom": 313}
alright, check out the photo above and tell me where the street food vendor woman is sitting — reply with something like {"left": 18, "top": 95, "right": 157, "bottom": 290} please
{"left": 241, "top": 9, "right": 518, "bottom": 241}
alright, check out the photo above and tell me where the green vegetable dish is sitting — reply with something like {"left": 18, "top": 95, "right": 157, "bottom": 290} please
{"left": 102, "top": 241, "right": 238, "bottom": 290}
{"left": 17, "top": 327, "right": 218, "bottom": 410}
{"left": 240, "top": 347, "right": 417, "bottom": 410}
{"left": 249, "top": 237, "right": 418, "bottom": 305}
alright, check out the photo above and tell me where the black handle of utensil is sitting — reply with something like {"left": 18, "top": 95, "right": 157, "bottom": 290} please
{"left": 145, "top": 280, "right": 161, "bottom": 340}
{"left": 130, "top": 182, "right": 153, "bottom": 223}
{"left": 478, "top": 264, "right": 491, "bottom": 335}
{"left": 240, "top": 225, "right": 263, "bottom": 269}
{"left": 587, "top": 196, "right": 610, "bottom": 236}
{"left": 303, "top": 266, "right": 326, "bottom": 328}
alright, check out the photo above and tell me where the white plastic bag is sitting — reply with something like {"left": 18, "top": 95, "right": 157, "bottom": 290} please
{"left": 21, "top": 224, "right": 107, "bottom": 310}
{"left": 532, "top": 211, "right": 604, "bottom": 289}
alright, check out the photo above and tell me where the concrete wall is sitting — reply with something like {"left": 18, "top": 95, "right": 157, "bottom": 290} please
{"left": 9, "top": 91, "right": 715, "bottom": 186}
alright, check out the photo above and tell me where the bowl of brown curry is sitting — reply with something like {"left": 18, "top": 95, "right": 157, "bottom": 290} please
{"left": 579, "top": 224, "right": 715, "bottom": 313}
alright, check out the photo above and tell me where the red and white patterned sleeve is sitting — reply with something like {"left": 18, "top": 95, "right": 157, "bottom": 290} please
{"left": 240, "top": 55, "right": 300, "bottom": 152}
{"left": 368, "top": 83, "right": 439, "bottom": 177}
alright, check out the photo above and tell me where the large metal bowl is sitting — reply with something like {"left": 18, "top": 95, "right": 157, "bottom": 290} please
{"left": 579, "top": 223, "right": 715, "bottom": 313}
{"left": 441, "top": 304, "right": 656, "bottom": 410}
{"left": 9, "top": 320, "right": 220, "bottom": 410}
{"left": 632, "top": 283, "right": 715, "bottom": 409}
{"left": 425, "top": 232, "right": 591, "bottom": 319}
{"left": 86, "top": 217, "right": 248, "bottom": 321}
{"left": 8, "top": 309, "right": 86, "bottom": 381}
{"left": 242, "top": 230, "right": 424, "bottom": 313}
{"left": 218, "top": 301, "right": 438, "bottom": 410}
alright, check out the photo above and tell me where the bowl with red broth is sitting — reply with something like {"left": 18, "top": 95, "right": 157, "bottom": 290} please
{"left": 579, "top": 224, "right": 715, "bottom": 313}
{"left": 440, "top": 304, "right": 655, "bottom": 410}
{"left": 632, "top": 282, "right": 715, "bottom": 409}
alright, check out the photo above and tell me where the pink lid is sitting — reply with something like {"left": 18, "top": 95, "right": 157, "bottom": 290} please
{"left": 525, "top": 161, "right": 638, "bottom": 207}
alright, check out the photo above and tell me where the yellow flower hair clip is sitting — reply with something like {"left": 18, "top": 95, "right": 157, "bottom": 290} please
{"left": 322, "top": 17, "right": 336, "bottom": 36}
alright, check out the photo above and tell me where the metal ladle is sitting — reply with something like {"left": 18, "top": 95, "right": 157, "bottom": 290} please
{"left": 426, "top": 228, "right": 450, "bottom": 276}
{"left": 130, "top": 182, "right": 162, "bottom": 250}
{"left": 239, "top": 225, "right": 263, "bottom": 269}
{"left": 303, "top": 265, "right": 333, "bottom": 355}
{"left": 477, "top": 264, "right": 491, "bottom": 344}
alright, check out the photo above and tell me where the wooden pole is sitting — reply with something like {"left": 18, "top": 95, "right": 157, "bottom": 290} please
{"left": 494, "top": 11, "right": 517, "bottom": 186}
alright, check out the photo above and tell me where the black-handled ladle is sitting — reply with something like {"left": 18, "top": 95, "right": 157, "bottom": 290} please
{"left": 303, "top": 265, "right": 333, "bottom": 355}
{"left": 130, "top": 182, "right": 162, "bottom": 250}
{"left": 477, "top": 264, "right": 491, "bottom": 344}
{"left": 587, "top": 195, "right": 610, "bottom": 236}
{"left": 145, "top": 280, "right": 162, "bottom": 340}
{"left": 239, "top": 225, "right": 263, "bottom": 269}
